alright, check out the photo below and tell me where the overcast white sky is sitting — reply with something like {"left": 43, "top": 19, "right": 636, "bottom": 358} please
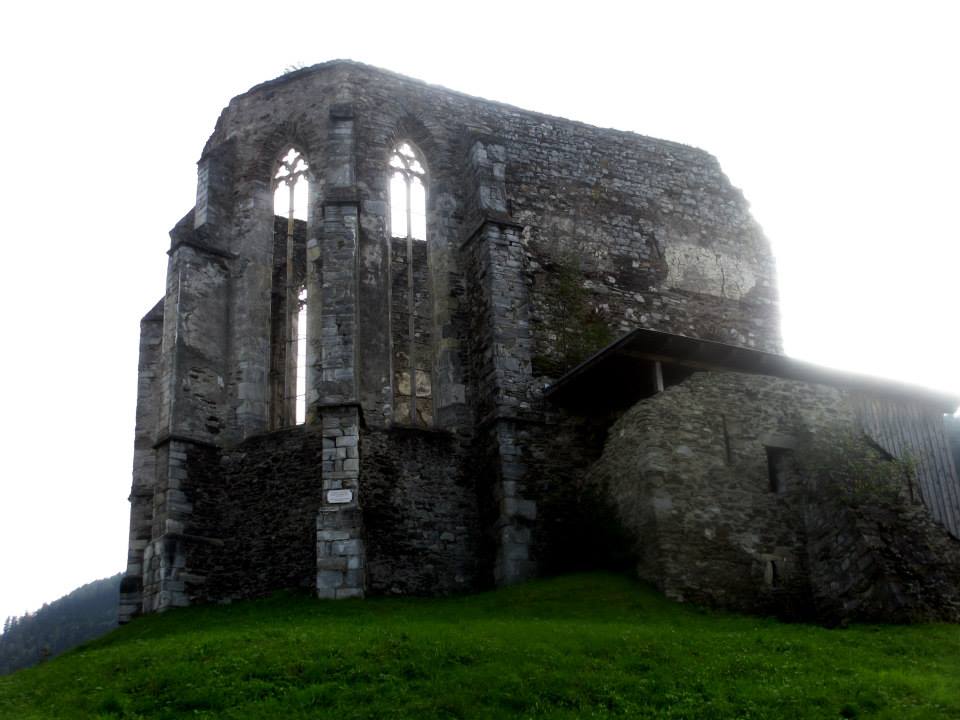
{"left": 0, "top": 0, "right": 957, "bottom": 624}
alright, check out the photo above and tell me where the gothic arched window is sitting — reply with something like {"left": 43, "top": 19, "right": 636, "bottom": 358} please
{"left": 389, "top": 143, "right": 426, "bottom": 241}
{"left": 388, "top": 142, "right": 432, "bottom": 426}
{"left": 272, "top": 148, "right": 309, "bottom": 426}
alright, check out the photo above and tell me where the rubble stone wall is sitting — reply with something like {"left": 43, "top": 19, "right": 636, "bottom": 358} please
{"left": 586, "top": 371, "right": 960, "bottom": 622}
{"left": 181, "top": 427, "right": 325, "bottom": 603}
{"left": 805, "top": 496, "right": 960, "bottom": 623}
{"left": 361, "top": 427, "right": 484, "bottom": 594}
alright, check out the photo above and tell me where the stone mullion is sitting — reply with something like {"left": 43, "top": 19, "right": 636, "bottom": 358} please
{"left": 284, "top": 181, "right": 298, "bottom": 426}
{"left": 406, "top": 175, "right": 417, "bottom": 426}
{"left": 305, "top": 210, "right": 322, "bottom": 426}
{"left": 411, "top": 239, "right": 434, "bottom": 426}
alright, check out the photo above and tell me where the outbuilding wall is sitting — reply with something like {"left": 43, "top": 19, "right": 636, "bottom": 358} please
{"left": 586, "top": 371, "right": 960, "bottom": 622}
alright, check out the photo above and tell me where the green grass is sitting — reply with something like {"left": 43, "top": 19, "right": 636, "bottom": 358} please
{"left": 1, "top": 573, "right": 958, "bottom": 719}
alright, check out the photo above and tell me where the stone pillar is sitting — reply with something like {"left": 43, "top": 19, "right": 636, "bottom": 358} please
{"left": 224, "top": 183, "right": 273, "bottom": 438}
{"left": 156, "top": 241, "right": 230, "bottom": 441}
{"left": 315, "top": 199, "right": 360, "bottom": 405}
{"left": 313, "top": 107, "right": 359, "bottom": 408}
{"left": 428, "top": 185, "right": 469, "bottom": 432}
{"left": 119, "top": 301, "right": 164, "bottom": 623}
{"left": 313, "top": 197, "right": 365, "bottom": 597}
{"left": 312, "top": 103, "right": 366, "bottom": 598}
{"left": 193, "top": 142, "right": 235, "bottom": 238}
{"left": 490, "top": 417, "right": 537, "bottom": 586}
{"left": 463, "top": 138, "right": 538, "bottom": 585}
{"left": 142, "top": 440, "right": 201, "bottom": 612}
{"left": 477, "top": 221, "right": 538, "bottom": 585}
{"left": 138, "top": 157, "right": 234, "bottom": 614}
{"left": 197, "top": 137, "right": 277, "bottom": 440}
{"left": 316, "top": 406, "right": 365, "bottom": 598}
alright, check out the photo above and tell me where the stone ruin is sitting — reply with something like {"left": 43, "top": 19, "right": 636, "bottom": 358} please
{"left": 120, "top": 61, "right": 960, "bottom": 625}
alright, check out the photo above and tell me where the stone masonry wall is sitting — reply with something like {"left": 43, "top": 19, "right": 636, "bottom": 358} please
{"left": 585, "top": 371, "right": 960, "bottom": 622}
{"left": 141, "top": 440, "right": 221, "bottom": 613}
{"left": 316, "top": 407, "right": 365, "bottom": 599}
{"left": 587, "top": 372, "right": 834, "bottom": 616}
{"left": 805, "top": 496, "right": 960, "bottom": 624}
{"left": 180, "top": 427, "right": 326, "bottom": 603}
{"left": 504, "top": 415, "right": 611, "bottom": 576}
{"left": 361, "top": 427, "right": 483, "bottom": 594}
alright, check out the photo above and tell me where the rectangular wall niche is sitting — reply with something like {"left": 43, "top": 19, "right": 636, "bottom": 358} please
{"left": 765, "top": 446, "right": 794, "bottom": 494}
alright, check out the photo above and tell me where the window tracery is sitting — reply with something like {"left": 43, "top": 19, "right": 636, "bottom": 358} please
{"left": 389, "top": 143, "right": 426, "bottom": 241}
{"left": 272, "top": 148, "right": 309, "bottom": 426}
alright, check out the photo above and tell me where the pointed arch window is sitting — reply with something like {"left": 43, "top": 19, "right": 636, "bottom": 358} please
{"left": 389, "top": 143, "right": 426, "bottom": 241}
{"left": 274, "top": 148, "right": 309, "bottom": 219}
{"left": 272, "top": 148, "right": 309, "bottom": 426}
{"left": 388, "top": 142, "right": 433, "bottom": 427}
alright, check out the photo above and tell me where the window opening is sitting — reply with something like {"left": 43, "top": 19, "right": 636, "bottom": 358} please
{"left": 765, "top": 559, "right": 780, "bottom": 588}
{"left": 295, "top": 286, "right": 307, "bottom": 424}
{"left": 274, "top": 148, "right": 309, "bottom": 221}
{"left": 273, "top": 148, "right": 309, "bottom": 427}
{"left": 389, "top": 142, "right": 431, "bottom": 427}
{"left": 389, "top": 142, "right": 426, "bottom": 241}
{"left": 721, "top": 414, "right": 733, "bottom": 465}
{"left": 765, "top": 446, "right": 793, "bottom": 493}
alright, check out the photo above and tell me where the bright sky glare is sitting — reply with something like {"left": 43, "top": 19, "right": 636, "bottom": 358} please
{"left": 0, "top": 0, "right": 957, "bottom": 624}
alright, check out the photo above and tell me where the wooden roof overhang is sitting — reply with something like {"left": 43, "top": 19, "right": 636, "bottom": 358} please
{"left": 544, "top": 328, "right": 960, "bottom": 415}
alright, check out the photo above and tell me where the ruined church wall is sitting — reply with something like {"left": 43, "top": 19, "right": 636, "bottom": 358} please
{"left": 195, "top": 61, "right": 780, "bottom": 433}
{"left": 503, "top": 123, "right": 780, "bottom": 380}
{"left": 126, "top": 61, "right": 788, "bottom": 616}
{"left": 389, "top": 237, "right": 434, "bottom": 426}
{"left": 146, "top": 423, "right": 488, "bottom": 604}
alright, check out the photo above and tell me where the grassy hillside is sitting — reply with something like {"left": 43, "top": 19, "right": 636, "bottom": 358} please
{"left": 0, "top": 573, "right": 958, "bottom": 719}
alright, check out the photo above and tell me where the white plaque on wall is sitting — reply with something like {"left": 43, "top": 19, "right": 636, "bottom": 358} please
{"left": 326, "top": 489, "right": 353, "bottom": 504}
